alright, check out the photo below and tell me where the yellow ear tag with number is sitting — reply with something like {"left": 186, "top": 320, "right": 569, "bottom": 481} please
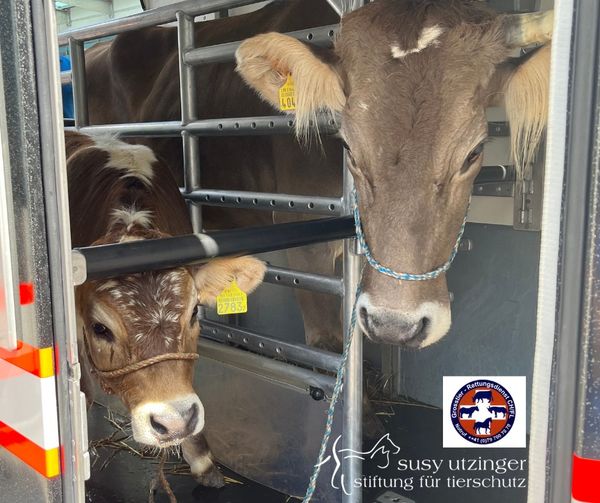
{"left": 279, "top": 74, "right": 296, "bottom": 111}
{"left": 216, "top": 281, "right": 248, "bottom": 315}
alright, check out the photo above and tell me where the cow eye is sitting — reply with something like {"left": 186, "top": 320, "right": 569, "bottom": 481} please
{"left": 342, "top": 140, "right": 351, "bottom": 152}
{"left": 463, "top": 143, "right": 485, "bottom": 172}
{"left": 91, "top": 322, "right": 114, "bottom": 343}
{"left": 190, "top": 305, "right": 199, "bottom": 325}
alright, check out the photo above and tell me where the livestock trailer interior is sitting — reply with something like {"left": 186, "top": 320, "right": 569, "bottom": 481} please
{"left": 0, "top": 0, "right": 599, "bottom": 503}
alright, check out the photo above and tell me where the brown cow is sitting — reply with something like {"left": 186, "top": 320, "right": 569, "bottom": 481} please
{"left": 66, "top": 131, "right": 265, "bottom": 486}
{"left": 84, "top": 0, "right": 552, "bottom": 350}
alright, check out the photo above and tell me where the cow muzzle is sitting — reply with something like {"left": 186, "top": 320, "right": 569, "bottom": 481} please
{"left": 131, "top": 394, "right": 205, "bottom": 446}
{"left": 356, "top": 293, "right": 451, "bottom": 348}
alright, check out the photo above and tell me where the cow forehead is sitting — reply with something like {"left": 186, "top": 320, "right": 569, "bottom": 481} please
{"left": 92, "top": 269, "right": 197, "bottom": 347}
{"left": 337, "top": 1, "right": 507, "bottom": 86}
{"left": 94, "top": 268, "right": 194, "bottom": 318}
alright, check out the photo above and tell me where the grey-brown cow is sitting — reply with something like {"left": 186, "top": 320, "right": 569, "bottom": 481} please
{"left": 84, "top": 0, "right": 552, "bottom": 350}
{"left": 66, "top": 131, "right": 265, "bottom": 486}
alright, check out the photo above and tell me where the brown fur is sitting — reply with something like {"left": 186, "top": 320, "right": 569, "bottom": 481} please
{"left": 84, "top": 0, "right": 551, "bottom": 347}
{"left": 67, "top": 132, "right": 264, "bottom": 483}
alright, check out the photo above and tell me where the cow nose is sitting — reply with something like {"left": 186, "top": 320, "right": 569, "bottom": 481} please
{"left": 149, "top": 411, "right": 187, "bottom": 438}
{"left": 132, "top": 395, "right": 205, "bottom": 446}
{"left": 359, "top": 305, "right": 429, "bottom": 346}
{"left": 150, "top": 402, "right": 199, "bottom": 438}
{"left": 356, "top": 294, "right": 451, "bottom": 347}
{"left": 183, "top": 402, "right": 199, "bottom": 432}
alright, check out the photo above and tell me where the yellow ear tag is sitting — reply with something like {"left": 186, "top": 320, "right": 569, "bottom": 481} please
{"left": 279, "top": 74, "right": 296, "bottom": 111}
{"left": 216, "top": 281, "right": 248, "bottom": 315}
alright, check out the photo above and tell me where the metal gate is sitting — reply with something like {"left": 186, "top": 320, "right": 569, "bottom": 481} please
{"left": 3, "top": 0, "right": 600, "bottom": 502}
{"left": 59, "top": 0, "right": 365, "bottom": 501}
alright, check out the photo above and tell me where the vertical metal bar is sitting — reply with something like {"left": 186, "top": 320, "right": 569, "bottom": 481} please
{"left": 30, "top": 1, "right": 88, "bottom": 501}
{"left": 177, "top": 12, "right": 202, "bottom": 233}
{"left": 342, "top": 157, "right": 362, "bottom": 503}
{"left": 68, "top": 38, "right": 88, "bottom": 127}
{"left": 547, "top": 1, "right": 600, "bottom": 502}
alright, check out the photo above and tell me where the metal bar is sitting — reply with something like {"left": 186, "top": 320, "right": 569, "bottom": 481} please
{"left": 264, "top": 265, "right": 343, "bottom": 296}
{"left": 65, "top": 115, "right": 339, "bottom": 137}
{"left": 487, "top": 121, "right": 510, "bottom": 137}
{"left": 342, "top": 153, "right": 362, "bottom": 502}
{"left": 184, "top": 24, "right": 339, "bottom": 66}
{"left": 68, "top": 38, "right": 88, "bottom": 127}
{"left": 184, "top": 189, "right": 342, "bottom": 216}
{"left": 57, "top": 0, "right": 263, "bottom": 44}
{"left": 32, "top": 0, "right": 89, "bottom": 499}
{"left": 201, "top": 319, "right": 342, "bottom": 372}
{"left": 178, "top": 12, "right": 202, "bottom": 232}
{"left": 73, "top": 216, "right": 355, "bottom": 282}
{"left": 548, "top": 1, "right": 600, "bottom": 502}
{"left": 185, "top": 115, "right": 338, "bottom": 136}
{"left": 198, "top": 338, "right": 336, "bottom": 395}
{"left": 474, "top": 165, "right": 516, "bottom": 184}
{"left": 65, "top": 121, "right": 182, "bottom": 136}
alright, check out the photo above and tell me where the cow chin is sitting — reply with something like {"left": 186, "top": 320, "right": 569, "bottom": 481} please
{"left": 130, "top": 394, "right": 205, "bottom": 447}
{"left": 356, "top": 293, "right": 452, "bottom": 348}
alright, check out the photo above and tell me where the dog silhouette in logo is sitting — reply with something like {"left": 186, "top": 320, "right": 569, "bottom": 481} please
{"left": 317, "top": 433, "right": 401, "bottom": 495}
{"left": 488, "top": 406, "right": 507, "bottom": 418}
{"left": 474, "top": 417, "right": 492, "bottom": 435}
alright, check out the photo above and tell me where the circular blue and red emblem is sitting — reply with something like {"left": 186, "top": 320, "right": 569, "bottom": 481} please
{"left": 450, "top": 379, "right": 516, "bottom": 445}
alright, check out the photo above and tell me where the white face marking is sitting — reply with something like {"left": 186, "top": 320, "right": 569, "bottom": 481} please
{"left": 110, "top": 207, "right": 153, "bottom": 232}
{"left": 391, "top": 24, "right": 445, "bottom": 59}
{"left": 103, "top": 269, "right": 192, "bottom": 346}
{"left": 91, "top": 135, "right": 156, "bottom": 185}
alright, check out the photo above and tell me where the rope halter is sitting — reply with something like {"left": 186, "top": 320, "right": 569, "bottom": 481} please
{"left": 352, "top": 189, "right": 469, "bottom": 281}
{"left": 83, "top": 330, "right": 198, "bottom": 394}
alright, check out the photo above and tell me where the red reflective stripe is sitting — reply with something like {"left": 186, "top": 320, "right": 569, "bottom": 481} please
{"left": 0, "top": 421, "right": 60, "bottom": 478}
{"left": 0, "top": 341, "right": 55, "bottom": 378}
{"left": 19, "top": 283, "right": 34, "bottom": 305}
{"left": 573, "top": 453, "right": 600, "bottom": 502}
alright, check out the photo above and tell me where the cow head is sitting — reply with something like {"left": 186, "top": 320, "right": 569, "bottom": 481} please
{"left": 236, "top": 1, "right": 552, "bottom": 347}
{"left": 77, "top": 255, "right": 265, "bottom": 446}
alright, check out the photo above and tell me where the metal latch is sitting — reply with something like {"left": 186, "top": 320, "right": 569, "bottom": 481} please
{"left": 514, "top": 156, "right": 544, "bottom": 231}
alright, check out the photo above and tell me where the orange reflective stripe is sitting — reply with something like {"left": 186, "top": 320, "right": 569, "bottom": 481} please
{"left": 0, "top": 421, "right": 60, "bottom": 478}
{"left": 0, "top": 341, "right": 55, "bottom": 378}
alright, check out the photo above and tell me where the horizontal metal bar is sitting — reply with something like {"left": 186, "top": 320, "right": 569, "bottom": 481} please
{"left": 183, "top": 189, "right": 342, "bottom": 216}
{"left": 474, "top": 164, "right": 516, "bottom": 184}
{"left": 65, "top": 115, "right": 339, "bottom": 137}
{"left": 488, "top": 121, "right": 510, "bottom": 137}
{"left": 58, "top": 0, "right": 263, "bottom": 44}
{"left": 73, "top": 216, "right": 355, "bottom": 282}
{"left": 185, "top": 115, "right": 338, "bottom": 136}
{"left": 65, "top": 121, "right": 182, "bottom": 136}
{"left": 264, "top": 265, "right": 343, "bottom": 296}
{"left": 184, "top": 24, "right": 339, "bottom": 66}
{"left": 61, "top": 71, "right": 72, "bottom": 85}
{"left": 198, "top": 338, "right": 336, "bottom": 395}
{"left": 201, "top": 320, "right": 342, "bottom": 372}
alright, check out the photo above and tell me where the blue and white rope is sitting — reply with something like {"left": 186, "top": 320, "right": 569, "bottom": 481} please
{"left": 353, "top": 189, "right": 469, "bottom": 281}
{"left": 302, "top": 278, "right": 363, "bottom": 502}
{"left": 302, "top": 189, "right": 469, "bottom": 502}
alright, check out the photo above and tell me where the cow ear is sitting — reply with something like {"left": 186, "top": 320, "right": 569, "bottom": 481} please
{"left": 235, "top": 33, "right": 345, "bottom": 141}
{"left": 193, "top": 256, "right": 266, "bottom": 307}
{"left": 504, "top": 44, "right": 550, "bottom": 172}
{"left": 488, "top": 44, "right": 551, "bottom": 173}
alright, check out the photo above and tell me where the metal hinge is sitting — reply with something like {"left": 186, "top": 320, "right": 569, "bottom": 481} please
{"left": 513, "top": 156, "right": 544, "bottom": 231}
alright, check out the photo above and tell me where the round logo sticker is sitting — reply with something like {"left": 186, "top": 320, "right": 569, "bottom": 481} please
{"left": 450, "top": 379, "right": 516, "bottom": 445}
